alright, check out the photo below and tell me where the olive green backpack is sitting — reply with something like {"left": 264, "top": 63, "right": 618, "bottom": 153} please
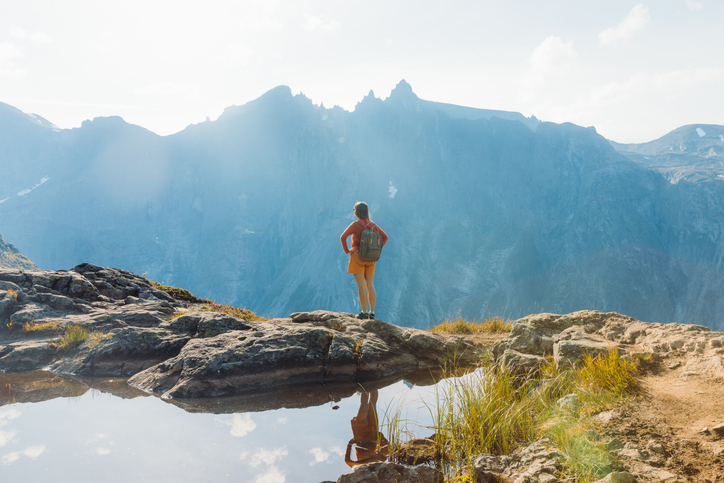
{"left": 357, "top": 221, "right": 383, "bottom": 262}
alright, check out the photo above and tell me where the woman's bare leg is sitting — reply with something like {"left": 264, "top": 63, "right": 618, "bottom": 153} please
{"left": 354, "top": 273, "right": 368, "bottom": 312}
{"left": 364, "top": 274, "right": 376, "bottom": 313}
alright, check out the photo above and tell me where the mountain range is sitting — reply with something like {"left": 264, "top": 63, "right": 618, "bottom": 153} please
{"left": 0, "top": 81, "right": 722, "bottom": 329}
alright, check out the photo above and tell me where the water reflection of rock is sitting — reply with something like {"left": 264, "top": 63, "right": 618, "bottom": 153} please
{"left": 0, "top": 371, "right": 147, "bottom": 406}
{"left": 166, "top": 369, "right": 440, "bottom": 414}
{"left": 0, "top": 369, "right": 440, "bottom": 414}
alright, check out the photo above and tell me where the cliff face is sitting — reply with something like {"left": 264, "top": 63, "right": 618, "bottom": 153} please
{"left": 0, "top": 87, "right": 723, "bottom": 329}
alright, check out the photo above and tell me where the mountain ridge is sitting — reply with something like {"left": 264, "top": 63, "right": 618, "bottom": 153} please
{"left": 0, "top": 84, "right": 723, "bottom": 329}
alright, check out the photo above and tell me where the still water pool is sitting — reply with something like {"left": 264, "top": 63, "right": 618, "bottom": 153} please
{"left": 0, "top": 370, "right": 460, "bottom": 483}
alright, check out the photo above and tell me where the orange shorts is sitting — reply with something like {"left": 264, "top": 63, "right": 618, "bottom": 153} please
{"left": 348, "top": 250, "right": 375, "bottom": 276}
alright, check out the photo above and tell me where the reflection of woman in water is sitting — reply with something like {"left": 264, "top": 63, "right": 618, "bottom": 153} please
{"left": 345, "top": 389, "right": 389, "bottom": 467}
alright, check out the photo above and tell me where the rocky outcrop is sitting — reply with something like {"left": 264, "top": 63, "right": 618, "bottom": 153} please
{"left": 0, "top": 234, "right": 37, "bottom": 270}
{"left": 493, "top": 310, "right": 724, "bottom": 379}
{"left": 0, "top": 265, "right": 481, "bottom": 398}
{"left": 128, "top": 311, "right": 479, "bottom": 398}
{"left": 334, "top": 462, "right": 443, "bottom": 483}
{"left": 473, "top": 439, "right": 563, "bottom": 483}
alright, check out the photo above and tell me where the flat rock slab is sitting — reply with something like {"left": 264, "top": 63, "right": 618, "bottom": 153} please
{"left": 128, "top": 312, "right": 481, "bottom": 398}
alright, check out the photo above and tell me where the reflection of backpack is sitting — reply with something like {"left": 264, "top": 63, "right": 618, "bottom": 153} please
{"left": 357, "top": 221, "right": 383, "bottom": 262}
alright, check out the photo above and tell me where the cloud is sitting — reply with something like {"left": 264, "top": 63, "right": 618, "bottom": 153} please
{"left": 0, "top": 408, "right": 20, "bottom": 447}
{"left": 23, "top": 446, "right": 45, "bottom": 459}
{"left": 249, "top": 447, "right": 288, "bottom": 467}
{"left": 520, "top": 36, "right": 578, "bottom": 103}
{"left": 0, "top": 408, "right": 21, "bottom": 421}
{"left": 304, "top": 15, "right": 341, "bottom": 31}
{"left": 686, "top": 0, "right": 703, "bottom": 10}
{"left": 0, "top": 430, "right": 17, "bottom": 448}
{"left": 0, "top": 42, "right": 25, "bottom": 77}
{"left": 95, "top": 447, "right": 111, "bottom": 456}
{"left": 309, "top": 447, "right": 330, "bottom": 465}
{"left": 529, "top": 36, "right": 577, "bottom": 71}
{"left": 10, "top": 27, "right": 52, "bottom": 43}
{"left": 2, "top": 452, "right": 20, "bottom": 466}
{"left": 254, "top": 466, "right": 286, "bottom": 483}
{"left": 86, "top": 433, "right": 110, "bottom": 444}
{"left": 599, "top": 4, "right": 650, "bottom": 45}
{"left": 217, "top": 414, "right": 256, "bottom": 437}
{"left": 2, "top": 446, "right": 46, "bottom": 466}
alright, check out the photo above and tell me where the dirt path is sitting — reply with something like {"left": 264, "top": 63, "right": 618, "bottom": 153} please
{"left": 611, "top": 355, "right": 724, "bottom": 482}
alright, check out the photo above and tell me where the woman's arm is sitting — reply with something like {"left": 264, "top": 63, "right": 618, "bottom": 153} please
{"left": 376, "top": 225, "right": 389, "bottom": 247}
{"left": 340, "top": 224, "right": 354, "bottom": 253}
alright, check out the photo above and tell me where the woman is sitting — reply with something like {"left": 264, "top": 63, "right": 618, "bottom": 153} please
{"left": 340, "top": 202, "right": 389, "bottom": 320}
{"left": 344, "top": 389, "right": 389, "bottom": 467}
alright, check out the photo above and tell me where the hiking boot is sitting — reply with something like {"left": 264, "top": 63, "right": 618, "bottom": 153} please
{"left": 368, "top": 312, "right": 375, "bottom": 320}
{"left": 356, "top": 312, "right": 369, "bottom": 319}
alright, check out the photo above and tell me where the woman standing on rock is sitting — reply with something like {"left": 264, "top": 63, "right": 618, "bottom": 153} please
{"left": 340, "top": 202, "right": 388, "bottom": 320}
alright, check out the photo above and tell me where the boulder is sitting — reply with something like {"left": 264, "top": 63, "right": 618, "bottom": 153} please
{"left": 553, "top": 327, "right": 615, "bottom": 367}
{"left": 500, "top": 349, "right": 545, "bottom": 375}
{"left": 336, "top": 462, "right": 443, "bottom": 483}
{"left": 593, "top": 472, "right": 635, "bottom": 483}
{"left": 472, "top": 439, "right": 562, "bottom": 483}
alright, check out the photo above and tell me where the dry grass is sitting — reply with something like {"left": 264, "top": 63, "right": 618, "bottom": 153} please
{"left": 199, "top": 303, "right": 265, "bottom": 321}
{"left": 149, "top": 280, "right": 213, "bottom": 304}
{"left": 6, "top": 288, "right": 18, "bottom": 303}
{"left": 429, "top": 316, "right": 512, "bottom": 335}
{"left": 164, "top": 311, "right": 185, "bottom": 323}
{"left": 23, "top": 320, "right": 61, "bottom": 332}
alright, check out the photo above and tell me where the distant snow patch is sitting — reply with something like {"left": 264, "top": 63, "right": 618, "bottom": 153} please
{"left": 0, "top": 198, "right": 8, "bottom": 204}
{"left": 388, "top": 182, "right": 398, "bottom": 199}
{"left": 720, "top": 135, "right": 724, "bottom": 143}
{"left": 16, "top": 176, "right": 50, "bottom": 197}
{"left": 696, "top": 128, "right": 706, "bottom": 137}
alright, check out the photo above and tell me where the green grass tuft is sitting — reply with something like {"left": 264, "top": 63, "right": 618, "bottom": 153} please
{"left": 56, "top": 325, "right": 90, "bottom": 351}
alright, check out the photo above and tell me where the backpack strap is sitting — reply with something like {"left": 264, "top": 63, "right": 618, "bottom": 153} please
{"left": 357, "top": 220, "right": 376, "bottom": 231}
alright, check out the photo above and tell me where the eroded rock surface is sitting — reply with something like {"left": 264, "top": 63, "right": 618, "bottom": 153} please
{"left": 493, "top": 310, "right": 724, "bottom": 380}
{"left": 1, "top": 265, "right": 480, "bottom": 398}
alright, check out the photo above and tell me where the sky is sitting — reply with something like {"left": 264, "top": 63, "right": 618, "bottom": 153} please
{"left": 0, "top": 0, "right": 722, "bottom": 143}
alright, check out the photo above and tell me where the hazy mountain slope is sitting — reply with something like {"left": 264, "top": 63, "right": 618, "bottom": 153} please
{"left": 0, "top": 234, "right": 37, "bottom": 270}
{"left": 0, "top": 84, "right": 723, "bottom": 329}
{"left": 611, "top": 124, "right": 724, "bottom": 184}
